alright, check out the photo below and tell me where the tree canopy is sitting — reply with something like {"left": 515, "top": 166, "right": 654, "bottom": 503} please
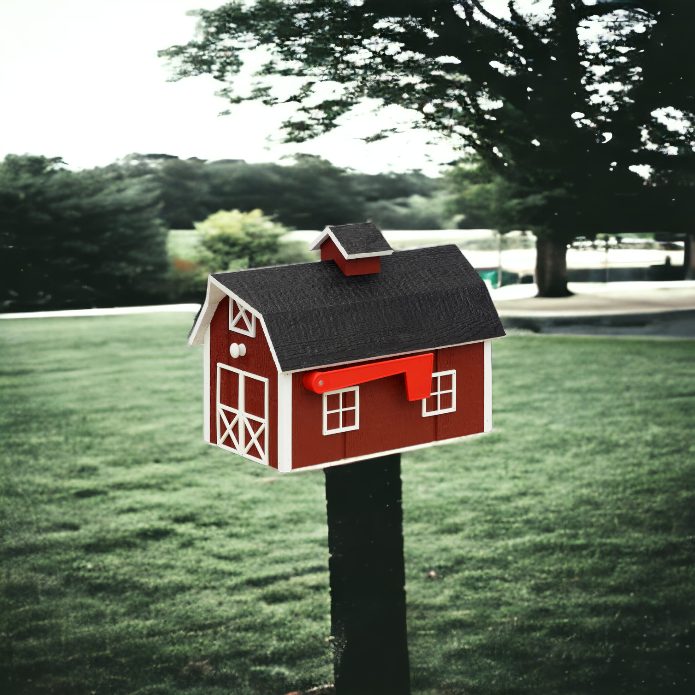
{"left": 120, "top": 153, "right": 443, "bottom": 230}
{"left": 162, "top": 0, "right": 695, "bottom": 295}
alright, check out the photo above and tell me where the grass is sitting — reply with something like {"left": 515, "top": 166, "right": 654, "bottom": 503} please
{"left": 1, "top": 314, "right": 694, "bottom": 695}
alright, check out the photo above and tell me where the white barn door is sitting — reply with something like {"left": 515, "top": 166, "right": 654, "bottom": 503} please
{"left": 216, "top": 364, "right": 269, "bottom": 465}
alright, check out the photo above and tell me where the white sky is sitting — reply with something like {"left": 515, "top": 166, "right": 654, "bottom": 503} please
{"left": 0, "top": 0, "right": 459, "bottom": 174}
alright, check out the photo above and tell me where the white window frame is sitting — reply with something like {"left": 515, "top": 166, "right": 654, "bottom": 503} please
{"left": 229, "top": 298, "right": 256, "bottom": 338}
{"left": 323, "top": 386, "right": 360, "bottom": 435}
{"left": 422, "top": 369, "right": 457, "bottom": 417}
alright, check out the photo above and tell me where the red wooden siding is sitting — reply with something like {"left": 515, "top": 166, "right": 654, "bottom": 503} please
{"left": 209, "top": 296, "right": 279, "bottom": 468}
{"left": 345, "top": 361, "right": 435, "bottom": 459}
{"left": 290, "top": 343, "right": 486, "bottom": 470}
{"left": 435, "top": 342, "right": 485, "bottom": 440}
{"left": 292, "top": 370, "right": 345, "bottom": 468}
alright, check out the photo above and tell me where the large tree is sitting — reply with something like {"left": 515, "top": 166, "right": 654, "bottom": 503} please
{"left": 162, "top": 0, "right": 694, "bottom": 295}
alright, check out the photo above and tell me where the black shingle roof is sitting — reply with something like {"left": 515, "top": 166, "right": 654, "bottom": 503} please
{"left": 326, "top": 222, "right": 393, "bottom": 257}
{"left": 210, "top": 245, "right": 505, "bottom": 371}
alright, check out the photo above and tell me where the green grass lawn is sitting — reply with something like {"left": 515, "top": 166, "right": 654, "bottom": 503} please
{"left": 1, "top": 315, "right": 694, "bottom": 695}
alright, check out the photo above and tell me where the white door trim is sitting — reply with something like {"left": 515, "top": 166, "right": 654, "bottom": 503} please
{"left": 216, "top": 363, "right": 269, "bottom": 465}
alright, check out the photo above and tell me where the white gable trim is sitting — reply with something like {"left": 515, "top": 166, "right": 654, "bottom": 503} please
{"left": 188, "top": 279, "right": 225, "bottom": 347}
{"left": 308, "top": 227, "right": 331, "bottom": 252}
{"left": 309, "top": 226, "right": 394, "bottom": 260}
{"left": 188, "top": 276, "right": 283, "bottom": 374}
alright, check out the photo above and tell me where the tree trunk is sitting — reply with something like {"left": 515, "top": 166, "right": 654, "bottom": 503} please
{"left": 324, "top": 455, "right": 411, "bottom": 695}
{"left": 684, "top": 233, "right": 695, "bottom": 280}
{"left": 535, "top": 236, "right": 571, "bottom": 297}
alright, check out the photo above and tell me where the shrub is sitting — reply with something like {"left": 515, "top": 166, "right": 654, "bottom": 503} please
{"left": 195, "top": 209, "right": 288, "bottom": 272}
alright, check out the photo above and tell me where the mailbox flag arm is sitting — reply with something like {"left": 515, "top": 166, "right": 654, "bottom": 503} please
{"left": 303, "top": 353, "right": 434, "bottom": 401}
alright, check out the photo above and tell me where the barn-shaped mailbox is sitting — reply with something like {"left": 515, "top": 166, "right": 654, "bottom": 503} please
{"left": 189, "top": 223, "right": 505, "bottom": 472}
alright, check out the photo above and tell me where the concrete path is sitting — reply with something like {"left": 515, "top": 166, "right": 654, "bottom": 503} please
{"left": 0, "top": 303, "right": 201, "bottom": 320}
{"left": 492, "top": 281, "right": 695, "bottom": 337}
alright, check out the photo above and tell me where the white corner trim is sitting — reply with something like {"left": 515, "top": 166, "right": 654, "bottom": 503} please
{"left": 277, "top": 372, "right": 293, "bottom": 472}
{"left": 203, "top": 325, "right": 210, "bottom": 443}
{"left": 484, "top": 340, "right": 492, "bottom": 432}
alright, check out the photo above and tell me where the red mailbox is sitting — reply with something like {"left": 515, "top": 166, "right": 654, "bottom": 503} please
{"left": 188, "top": 222, "right": 505, "bottom": 472}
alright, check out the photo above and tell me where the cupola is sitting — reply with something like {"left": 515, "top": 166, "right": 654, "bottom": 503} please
{"left": 310, "top": 222, "right": 393, "bottom": 276}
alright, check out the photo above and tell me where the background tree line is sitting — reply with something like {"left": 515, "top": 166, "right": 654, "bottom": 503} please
{"left": 0, "top": 155, "right": 168, "bottom": 311}
{"left": 1, "top": 152, "right": 466, "bottom": 311}
{"left": 120, "top": 152, "right": 451, "bottom": 230}
{"left": 1, "top": 143, "right": 690, "bottom": 311}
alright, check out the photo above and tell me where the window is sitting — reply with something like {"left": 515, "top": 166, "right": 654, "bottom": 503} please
{"left": 229, "top": 298, "right": 256, "bottom": 337}
{"left": 422, "top": 370, "right": 456, "bottom": 417}
{"left": 323, "top": 387, "right": 360, "bottom": 435}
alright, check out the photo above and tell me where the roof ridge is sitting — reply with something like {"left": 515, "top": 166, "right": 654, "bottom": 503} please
{"left": 211, "top": 243, "right": 462, "bottom": 281}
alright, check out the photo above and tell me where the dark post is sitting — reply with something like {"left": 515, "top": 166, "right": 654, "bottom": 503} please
{"left": 324, "top": 454, "right": 411, "bottom": 695}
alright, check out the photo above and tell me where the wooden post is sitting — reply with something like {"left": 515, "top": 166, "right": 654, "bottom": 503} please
{"left": 324, "top": 454, "right": 411, "bottom": 695}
